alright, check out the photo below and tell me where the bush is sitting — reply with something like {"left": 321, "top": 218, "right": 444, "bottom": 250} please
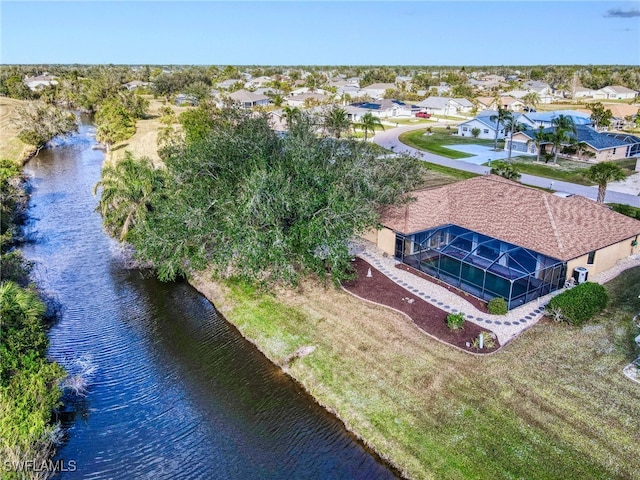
{"left": 446, "top": 312, "right": 465, "bottom": 330}
{"left": 545, "top": 282, "right": 608, "bottom": 326}
{"left": 488, "top": 297, "right": 508, "bottom": 315}
{"left": 471, "top": 127, "right": 480, "bottom": 138}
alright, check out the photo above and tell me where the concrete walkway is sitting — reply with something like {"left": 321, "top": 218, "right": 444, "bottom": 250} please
{"left": 374, "top": 124, "right": 640, "bottom": 207}
{"left": 354, "top": 239, "right": 640, "bottom": 347}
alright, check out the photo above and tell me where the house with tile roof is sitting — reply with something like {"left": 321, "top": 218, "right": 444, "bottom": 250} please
{"left": 359, "top": 83, "right": 396, "bottom": 99}
{"left": 228, "top": 89, "right": 270, "bottom": 109}
{"left": 363, "top": 175, "right": 640, "bottom": 309}
{"left": 508, "top": 125, "right": 640, "bottom": 161}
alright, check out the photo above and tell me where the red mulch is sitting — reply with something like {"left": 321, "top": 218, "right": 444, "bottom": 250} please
{"left": 343, "top": 258, "right": 499, "bottom": 353}
{"left": 395, "top": 263, "right": 489, "bottom": 313}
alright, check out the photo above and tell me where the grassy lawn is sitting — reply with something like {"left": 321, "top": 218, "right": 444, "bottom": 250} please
{"left": 509, "top": 156, "right": 638, "bottom": 186}
{"left": 109, "top": 96, "right": 189, "bottom": 166}
{"left": 400, "top": 127, "right": 497, "bottom": 159}
{"left": 191, "top": 266, "right": 640, "bottom": 480}
{"left": 0, "top": 97, "right": 36, "bottom": 165}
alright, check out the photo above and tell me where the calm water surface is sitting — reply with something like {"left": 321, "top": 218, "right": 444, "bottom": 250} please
{"left": 21, "top": 122, "right": 397, "bottom": 480}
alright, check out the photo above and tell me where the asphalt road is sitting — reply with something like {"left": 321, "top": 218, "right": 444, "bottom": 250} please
{"left": 374, "top": 123, "right": 640, "bottom": 208}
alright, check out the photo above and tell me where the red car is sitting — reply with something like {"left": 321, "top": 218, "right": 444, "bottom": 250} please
{"left": 415, "top": 112, "right": 431, "bottom": 118}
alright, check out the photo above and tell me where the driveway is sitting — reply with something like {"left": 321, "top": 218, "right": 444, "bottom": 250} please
{"left": 373, "top": 125, "right": 640, "bottom": 207}
{"left": 441, "top": 144, "right": 512, "bottom": 165}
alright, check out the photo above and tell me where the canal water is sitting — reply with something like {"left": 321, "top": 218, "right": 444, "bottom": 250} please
{"left": 21, "top": 121, "right": 397, "bottom": 479}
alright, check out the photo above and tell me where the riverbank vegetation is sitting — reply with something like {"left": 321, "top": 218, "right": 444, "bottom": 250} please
{"left": 96, "top": 105, "right": 426, "bottom": 285}
{"left": 0, "top": 158, "right": 65, "bottom": 478}
{"left": 190, "top": 266, "right": 640, "bottom": 480}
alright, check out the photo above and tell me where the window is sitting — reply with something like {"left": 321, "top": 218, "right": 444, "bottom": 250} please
{"left": 462, "top": 127, "right": 468, "bottom": 131}
{"left": 587, "top": 251, "right": 596, "bottom": 265}
{"left": 483, "top": 129, "right": 489, "bottom": 134}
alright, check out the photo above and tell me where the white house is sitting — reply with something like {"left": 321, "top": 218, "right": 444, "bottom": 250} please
{"left": 228, "top": 89, "right": 270, "bottom": 109}
{"left": 358, "top": 83, "right": 396, "bottom": 99}
{"left": 24, "top": 75, "right": 57, "bottom": 91}
{"left": 416, "top": 97, "right": 471, "bottom": 116}
{"left": 457, "top": 117, "right": 505, "bottom": 140}
{"left": 345, "top": 99, "right": 419, "bottom": 121}
{"left": 597, "top": 85, "right": 638, "bottom": 100}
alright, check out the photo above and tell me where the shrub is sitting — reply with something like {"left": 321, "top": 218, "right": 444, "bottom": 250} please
{"left": 471, "top": 331, "right": 496, "bottom": 350}
{"left": 487, "top": 297, "right": 508, "bottom": 315}
{"left": 446, "top": 312, "right": 465, "bottom": 330}
{"left": 471, "top": 127, "right": 480, "bottom": 138}
{"left": 545, "top": 282, "right": 608, "bottom": 326}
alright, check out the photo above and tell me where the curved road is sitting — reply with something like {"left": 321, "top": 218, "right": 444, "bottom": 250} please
{"left": 374, "top": 123, "right": 640, "bottom": 208}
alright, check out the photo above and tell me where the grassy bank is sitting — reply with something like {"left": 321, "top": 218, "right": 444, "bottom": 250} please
{"left": 0, "top": 97, "right": 37, "bottom": 165}
{"left": 109, "top": 96, "right": 188, "bottom": 166}
{"left": 190, "top": 267, "right": 640, "bottom": 480}
{"left": 399, "top": 128, "right": 496, "bottom": 159}
{"left": 510, "top": 157, "right": 637, "bottom": 186}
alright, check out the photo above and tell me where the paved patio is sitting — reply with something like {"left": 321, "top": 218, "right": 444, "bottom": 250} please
{"left": 354, "top": 239, "right": 640, "bottom": 346}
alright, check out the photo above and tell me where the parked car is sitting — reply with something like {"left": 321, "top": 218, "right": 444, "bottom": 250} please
{"left": 415, "top": 112, "right": 431, "bottom": 118}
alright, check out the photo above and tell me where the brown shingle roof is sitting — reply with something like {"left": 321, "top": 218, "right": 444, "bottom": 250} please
{"left": 380, "top": 175, "right": 640, "bottom": 261}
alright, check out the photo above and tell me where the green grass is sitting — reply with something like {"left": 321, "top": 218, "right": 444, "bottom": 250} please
{"left": 508, "top": 156, "right": 638, "bottom": 186}
{"left": 422, "top": 161, "right": 478, "bottom": 180}
{"left": 400, "top": 128, "right": 498, "bottom": 159}
{"left": 192, "top": 266, "right": 640, "bottom": 480}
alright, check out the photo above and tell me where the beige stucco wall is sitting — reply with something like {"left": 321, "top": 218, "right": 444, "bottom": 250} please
{"left": 359, "top": 227, "right": 397, "bottom": 256}
{"left": 377, "top": 228, "right": 396, "bottom": 256}
{"left": 592, "top": 146, "right": 629, "bottom": 162}
{"left": 566, "top": 236, "right": 638, "bottom": 279}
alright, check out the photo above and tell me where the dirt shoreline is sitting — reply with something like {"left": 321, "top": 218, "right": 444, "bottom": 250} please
{"left": 187, "top": 272, "right": 410, "bottom": 480}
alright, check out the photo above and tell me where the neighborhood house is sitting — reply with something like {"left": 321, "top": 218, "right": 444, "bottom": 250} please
{"left": 364, "top": 176, "right": 640, "bottom": 310}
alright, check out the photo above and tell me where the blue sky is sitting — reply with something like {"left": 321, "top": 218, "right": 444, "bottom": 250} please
{"left": 1, "top": 1, "right": 639, "bottom": 65}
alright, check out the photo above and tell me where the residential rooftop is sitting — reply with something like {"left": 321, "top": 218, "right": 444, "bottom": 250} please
{"left": 380, "top": 175, "right": 640, "bottom": 261}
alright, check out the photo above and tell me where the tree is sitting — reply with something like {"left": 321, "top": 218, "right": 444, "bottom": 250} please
{"left": 490, "top": 160, "right": 521, "bottom": 181}
{"left": 588, "top": 102, "right": 613, "bottom": 131}
{"left": 504, "top": 117, "right": 527, "bottom": 161}
{"left": 94, "top": 152, "right": 165, "bottom": 240}
{"left": 12, "top": 101, "right": 78, "bottom": 154}
{"left": 322, "top": 106, "right": 351, "bottom": 139}
{"left": 99, "top": 108, "right": 426, "bottom": 285}
{"left": 95, "top": 99, "right": 136, "bottom": 152}
{"left": 357, "top": 112, "right": 384, "bottom": 141}
{"left": 282, "top": 106, "right": 301, "bottom": 128}
{"left": 529, "top": 127, "right": 550, "bottom": 163}
{"left": 489, "top": 106, "right": 512, "bottom": 151}
{"left": 522, "top": 92, "right": 541, "bottom": 111}
{"left": 550, "top": 114, "right": 577, "bottom": 164}
{"left": 584, "top": 161, "right": 625, "bottom": 203}
{"left": 471, "top": 127, "right": 480, "bottom": 138}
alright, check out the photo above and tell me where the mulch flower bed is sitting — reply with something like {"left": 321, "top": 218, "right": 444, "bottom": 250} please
{"left": 342, "top": 258, "right": 499, "bottom": 354}
{"left": 395, "top": 263, "right": 489, "bottom": 313}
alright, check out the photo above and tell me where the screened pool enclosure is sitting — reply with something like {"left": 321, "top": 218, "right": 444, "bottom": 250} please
{"left": 394, "top": 224, "right": 566, "bottom": 310}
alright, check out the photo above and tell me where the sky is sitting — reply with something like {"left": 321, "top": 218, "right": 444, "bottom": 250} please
{"left": 1, "top": 1, "right": 639, "bottom": 65}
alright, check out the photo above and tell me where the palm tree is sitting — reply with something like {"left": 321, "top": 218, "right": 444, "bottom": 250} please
{"left": 489, "top": 106, "right": 512, "bottom": 151}
{"left": 504, "top": 117, "right": 527, "bottom": 162}
{"left": 550, "top": 114, "right": 577, "bottom": 165}
{"left": 282, "top": 106, "right": 301, "bottom": 128}
{"left": 93, "top": 152, "right": 164, "bottom": 241}
{"left": 357, "top": 112, "right": 384, "bottom": 141}
{"left": 522, "top": 92, "right": 541, "bottom": 112}
{"left": 529, "top": 126, "right": 550, "bottom": 163}
{"left": 584, "top": 162, "right": 626, "bottom": 203}
{"left": 322, "top": 106, "right": 351, "bottom": 139}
